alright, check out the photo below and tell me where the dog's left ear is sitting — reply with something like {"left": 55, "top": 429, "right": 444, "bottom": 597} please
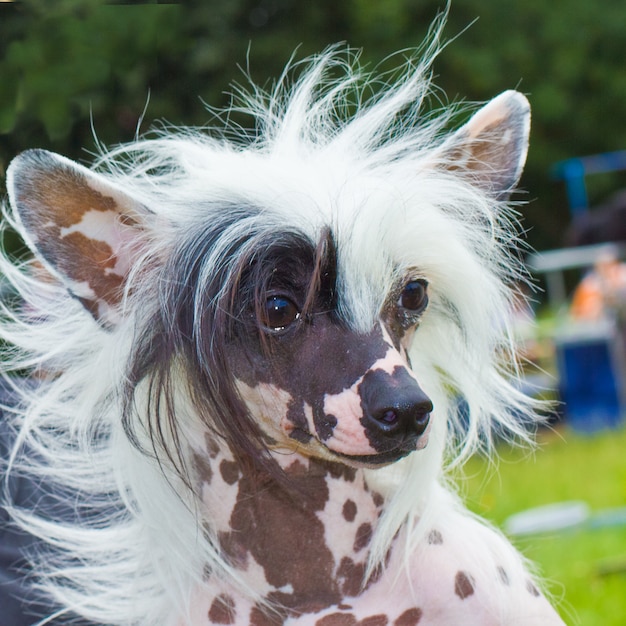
{"left": 7, "top": 149, "right": 154, "bottom": 327}
{"left": 439, "top": 90, "right": 530, "bottom": 199}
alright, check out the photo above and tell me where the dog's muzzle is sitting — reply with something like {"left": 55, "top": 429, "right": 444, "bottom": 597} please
{"left": 359, "top": 366, "right": 433, "bottom": 456}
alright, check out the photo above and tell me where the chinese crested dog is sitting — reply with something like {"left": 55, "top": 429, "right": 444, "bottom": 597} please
{"left": 1, "top": 30, "right": 565, "bottom": 626}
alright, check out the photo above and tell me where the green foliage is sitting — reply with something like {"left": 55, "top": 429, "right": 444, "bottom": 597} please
{"left": 2, "top": 0, "right": 626, "bottom": 252}
{"left": 461, "top": 427, "right": 626, "bottom": 625}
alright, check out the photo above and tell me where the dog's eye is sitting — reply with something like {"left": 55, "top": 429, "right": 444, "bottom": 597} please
{"left": 262, "top": 295, "right": 301, "bottom": 331}
{"left": 398, "top": 279, "right": 428, "bottom": 312}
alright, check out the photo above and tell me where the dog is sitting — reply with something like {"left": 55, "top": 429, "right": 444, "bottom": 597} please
{"left": 0, "top": 30, "right": 566, "bottom": 626}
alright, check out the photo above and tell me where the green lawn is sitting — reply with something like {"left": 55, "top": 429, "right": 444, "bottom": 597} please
{"left": 459, "top": 425, "right": 626, "bottom": 625}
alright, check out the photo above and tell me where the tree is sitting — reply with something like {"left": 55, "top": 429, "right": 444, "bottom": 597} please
{"left": 2, "top": 0, "right": 626, "bottom": 253}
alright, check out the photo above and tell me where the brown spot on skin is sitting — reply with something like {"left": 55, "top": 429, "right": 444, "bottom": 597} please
{"left": 371, "top": 491, "right": 384, "bottom": 508}
{"left": 317, "top": 413, "right": 338, "bottom": 440}
{"left": 250, "top": 605, "right": 284, "bottom": 626}
{"left": 343, "top": 499, "right": 357, "bottom": 522}
{"left": 327, "top": 463, "right": 357, "bottom": 483}
{"left": 394, "top": 608, "right": 423, "bottom": 626}
{"left": 358, "top": 615, "right": 389, "bottom": 626}
{"left": 222, "top": 458, "right": 345, "bottom": 612}
{"left": 353, "top": 523, "right": 373, "bottom": 553}
{"left": 220, "top": 459, "right": 240, "bottom": 485}
{"left": 205, "top": 433, "right": 221, "bottom": 458}
{"left": 338, "top": 604, "right": 353, "bottom": 610}
{"left": 208, "top": 594, "right": 236, "bottom": 624}
{"left": 286, "top": 399, "right": 314, "bottom": 443}
{"left": 427, "top": 529, "right": 443, "bottom": 545}
{"left": 454, "top": 571, "right": 475, "bottom": 599}
{"left": 217, "top": 529, "right": 248, "bottom": 569}
{"left": 60, "top": 232, "right": 124, "bottom": 300}
{"left": 316, "top": 613, "right": 358, "bottom": 626}
{"left": 283, "top": 457, "right": 309, "bottom": 477}
{"left": 192, "top": 451, "right": 213, "bottom": 486}
{"left": 337, "top": 557, "right": 366, "bottom": 597}
{"left": 497, "top": 566, "right": 510, "bottom": 586}
{"left": 526, "top": 580, "right": 540, "bottom": 597}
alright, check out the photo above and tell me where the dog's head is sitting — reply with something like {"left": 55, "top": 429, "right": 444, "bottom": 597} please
{"left": 6, "top": 57, "right": 530, "bottom": 474}
{"left": 225, "top": 226, "right": 433, "bottom": 467}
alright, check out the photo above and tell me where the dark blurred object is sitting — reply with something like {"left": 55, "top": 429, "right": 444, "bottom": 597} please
{"left": 556, "top": 325, "right": 626, "bottom": 432}
{"left": 565, "top": 189, "right": 626, "bottom": 247}
{"left": 0, "top": 382, "right": 97, "bottom": 626}
{"left": 552, "top": 151, "right": 626, "bottom": 216}
{"left": 570, "top": 244, "right": 626, "bottom": 321}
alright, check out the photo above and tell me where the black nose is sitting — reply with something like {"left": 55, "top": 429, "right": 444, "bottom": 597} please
{"left": 360, "top": 367, "right": 433, "bottom": 440}
{"left": 370, "top": 396, "right": 432, "bottom": 436}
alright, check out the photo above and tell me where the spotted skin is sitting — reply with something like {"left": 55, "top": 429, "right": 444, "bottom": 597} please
{"left": 454, "top": 571, "right": 475, "bottom": 600}
{"left": 209, "top": 595, "right": 236, "bottom": 624}
{"left": 394, "top": 609, "right": 423, "bottom": 626}
{"left": 187, "top": 443, "right": 564, "bottom": 626}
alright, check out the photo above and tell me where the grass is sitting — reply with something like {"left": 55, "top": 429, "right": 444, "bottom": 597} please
{"left": 458, "top": 425, "right": 626, "bottom": 625}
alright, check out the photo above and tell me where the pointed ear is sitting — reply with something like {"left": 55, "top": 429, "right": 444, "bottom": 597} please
{"left": 440, "top": 90, "right": 531, "bottom": 199}
{"left": 7, "top": 149, "right": 153, "bottom": 327}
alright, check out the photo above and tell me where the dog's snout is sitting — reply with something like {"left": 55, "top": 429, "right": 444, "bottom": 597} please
{"left": 369, "top": 390, "right": 432, "bottom": 437}
{"left": 360, "top": 367, "right": 433, "bottom": 441}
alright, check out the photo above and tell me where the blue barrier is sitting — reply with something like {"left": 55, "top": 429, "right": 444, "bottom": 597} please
{"left": 552, "top": 150, "right": 626, "bottom": 216}
{"left": 555, "top": 329, "right": 625, "bottom": 431}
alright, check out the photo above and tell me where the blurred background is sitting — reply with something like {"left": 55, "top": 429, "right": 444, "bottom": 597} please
{"left": 1, "top": 0, "right": 625, "bottom": 624}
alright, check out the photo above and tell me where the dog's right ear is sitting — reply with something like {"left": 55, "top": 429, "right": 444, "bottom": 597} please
{"left": 7, "top": 149, "right": 154, "bottom": 327}
{"left": 438, "top": 90, "right": 531, "bottom": 200}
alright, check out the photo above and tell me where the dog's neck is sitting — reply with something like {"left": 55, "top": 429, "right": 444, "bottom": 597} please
{"left": 195, "top": 437, "right": 386, "bottom": 617}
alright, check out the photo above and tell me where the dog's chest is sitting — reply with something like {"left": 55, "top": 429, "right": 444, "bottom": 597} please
{"left": 191, "top": 446, "right": 386, "bottom": 620}
{"left": 186, "top": 523, "right": 559, "bottom": 626}
{"left": 187, "top": 448, "right": 560, "bottom": 626}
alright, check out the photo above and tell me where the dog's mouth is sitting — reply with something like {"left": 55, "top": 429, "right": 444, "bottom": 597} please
{"left": 326, "top": 422, "right": 431, "bottom": 468}
{"left": 286, "top": 427, "right": 428, "bottom": 468}
{"left": 333, "top": 447, "right": 414, "bottom": 467}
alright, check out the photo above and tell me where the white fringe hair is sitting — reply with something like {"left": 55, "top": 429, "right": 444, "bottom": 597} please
{"left": 1, "top": 23, "right": 542, "bottom": 626}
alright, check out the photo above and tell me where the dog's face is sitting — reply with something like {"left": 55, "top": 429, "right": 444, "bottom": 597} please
{"left": 230, "top": 231, "right": 433, "bottom": 467}
{"left": 6, "top": 87, "right": 530, "bottom": 472}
